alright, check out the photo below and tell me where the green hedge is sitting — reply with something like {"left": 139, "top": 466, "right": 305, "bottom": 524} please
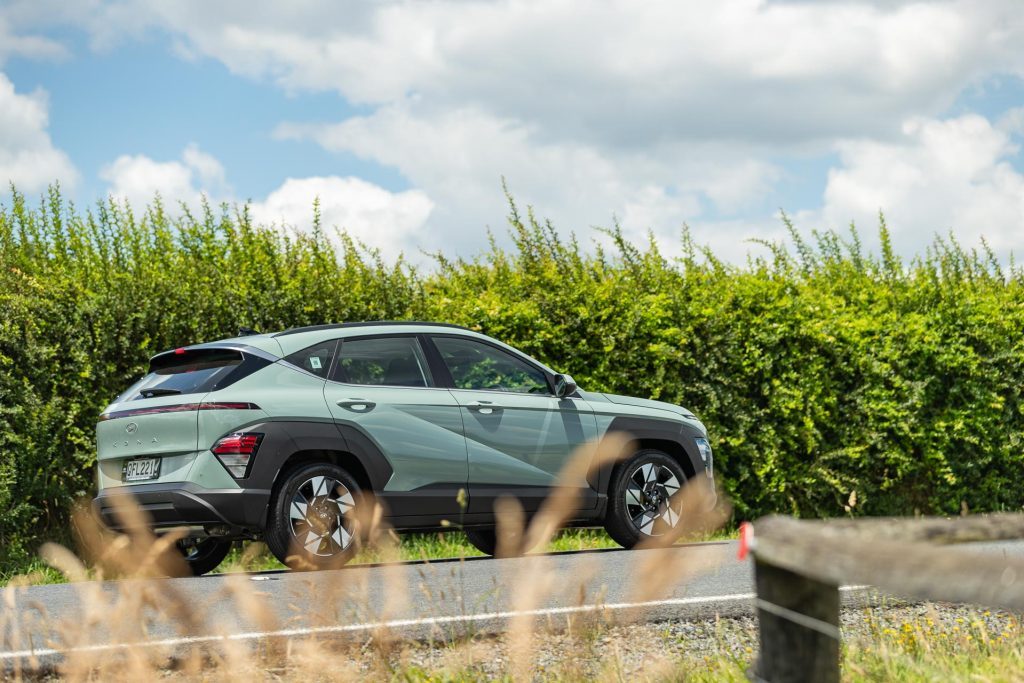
{"left": 3, "top": 187, "right": 1024, "bottom": 571}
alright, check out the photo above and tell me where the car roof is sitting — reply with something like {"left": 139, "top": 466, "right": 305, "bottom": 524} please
{"left": 272, "top": 321, "right": 474, "bottom": 338}
{"left": 207, "top": 322, "right": 553, "bottom": 369}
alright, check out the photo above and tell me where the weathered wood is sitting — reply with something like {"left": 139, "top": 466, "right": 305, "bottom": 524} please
{"left": 765, "top": 512, "right": 1024, "bottom": 545}
{"left": 753, "top": 515, "right": 1024, "bottom": 610}
{"left": 753, "top": 559, "right": 840, "bottom": 683}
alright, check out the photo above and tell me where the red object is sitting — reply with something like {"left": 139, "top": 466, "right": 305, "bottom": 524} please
{"left": 174, "top": 347, "right": 186, "bottom": 355}
{"left": 737, "top": 521, "right": 754, "bottom": 560}
{"left": 200, "top": 402, "right": 261, "bottom": 411}
{"left": 212, "top": 433, "right": 261, "bottom": 455}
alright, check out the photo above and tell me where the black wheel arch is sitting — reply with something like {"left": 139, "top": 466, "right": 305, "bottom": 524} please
{"left": 224, "top": 419, "right": 393, "bottom": 528}
{"left": 591, "top": 416, "right": 704, "bottom": 495}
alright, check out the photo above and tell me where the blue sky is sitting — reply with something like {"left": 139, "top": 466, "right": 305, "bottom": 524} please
{"left": 1, "top": 1, "right": 1023, "bottom": 263}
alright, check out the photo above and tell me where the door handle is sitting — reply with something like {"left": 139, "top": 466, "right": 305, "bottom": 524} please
{"left": 467, "top": 400, "right": 501, "bottom": 415}
{"left": 336, "top": 398, "right": 376, "bottom": 412}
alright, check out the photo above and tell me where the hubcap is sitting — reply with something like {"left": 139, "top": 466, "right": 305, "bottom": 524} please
{"left": 624, "top": 462, "right": 683, "bottom": 536}
{"left": 289, "top": 475, "right": 356, "bottom": 557}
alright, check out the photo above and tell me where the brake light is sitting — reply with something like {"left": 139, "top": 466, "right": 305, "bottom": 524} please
{"left": 212, "top": 433, "right": 263, "bottom": 478}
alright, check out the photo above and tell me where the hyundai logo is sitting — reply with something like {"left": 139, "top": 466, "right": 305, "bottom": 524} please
{"left": 125, "top": 422, "right": 138, "bottom": 434}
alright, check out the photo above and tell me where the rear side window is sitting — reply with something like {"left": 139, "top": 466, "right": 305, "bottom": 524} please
{"left": 115, "top": 349, "right": 269, "bottom": 403}
{"left": 284, "top": 340, "right": 338, "bottom": 379}
{"left": 332, "top": 336, "right": 432, "bottom": 387}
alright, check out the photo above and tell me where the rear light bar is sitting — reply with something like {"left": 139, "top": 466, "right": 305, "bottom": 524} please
{"left": 98, "top": 402, "right": 261, "bottom": 421}
{"left": 212, "top": 432, "right": 263, "bottom": 478}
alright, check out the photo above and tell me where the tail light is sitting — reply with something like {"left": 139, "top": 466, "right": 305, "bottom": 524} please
{"left": 212, "top": 432, "right": 263, "bottom": 478}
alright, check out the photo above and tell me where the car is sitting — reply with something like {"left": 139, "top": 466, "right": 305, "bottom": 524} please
{"left": 92, "top": 322, "right": 715, "bottom": 575}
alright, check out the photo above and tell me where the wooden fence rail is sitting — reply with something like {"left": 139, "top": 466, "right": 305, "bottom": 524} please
{"left": 748, "top": 513, "right": 1024, "bottom": 683}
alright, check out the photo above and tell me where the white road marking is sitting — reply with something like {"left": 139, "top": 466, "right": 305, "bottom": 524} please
{"left": 0, "top": 585, "right": 871, "bottom": 661}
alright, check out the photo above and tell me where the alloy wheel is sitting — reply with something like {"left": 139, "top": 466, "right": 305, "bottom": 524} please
{"left": 624, "top": 461, "right": 683, "bottom": 536}
{"left": 289, "top": 475, "right": 357, "bottom": 557}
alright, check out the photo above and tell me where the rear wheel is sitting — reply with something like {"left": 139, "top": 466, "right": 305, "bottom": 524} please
{"left": 265, "top": 462, "right": 362, "bottom": 570}
{"left": 604, "top": 449, "right": 686, "bottom": 548}
{"left": 464, "top": 528, "right": 497, "bottom": 556}
{"left": 463, "top": 527, "right": 525, "bottom": 558}
{"left": 176, "top": 537, "right": 232, "bottom": 576}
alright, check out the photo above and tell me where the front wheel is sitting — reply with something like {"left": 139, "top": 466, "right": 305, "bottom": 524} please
{"left": 604, "top": 449, "right": 686, "bottom": 548}
{"left": 176, "top": 537, "right": 233, "bottom": 576}
{"left": 265, "top": 462, "right": 362, "bottom": 570}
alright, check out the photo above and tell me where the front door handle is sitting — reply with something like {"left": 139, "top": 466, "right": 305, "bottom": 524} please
{"left": 467, "top": 400, "right": 501, "bottom": 415}
{"left": 337, "top": 398, "right": 376, "bottom": 412}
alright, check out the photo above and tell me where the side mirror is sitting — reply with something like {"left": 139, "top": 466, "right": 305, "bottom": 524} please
{"left": 553, "top": 373, "right": 578, "bottom": 398}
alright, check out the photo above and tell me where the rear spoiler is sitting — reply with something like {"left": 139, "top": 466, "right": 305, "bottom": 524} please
{"left": 148, "top": 343, "right": 279, "bottom": 371}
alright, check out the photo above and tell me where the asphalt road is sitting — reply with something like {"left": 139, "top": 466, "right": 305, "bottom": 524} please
{"left": 4, "top": 539, "right": 1023, "bottom": 668}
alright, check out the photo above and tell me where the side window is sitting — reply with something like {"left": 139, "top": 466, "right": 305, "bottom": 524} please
{"left": 332, "top": 336, "right": 433, "bottom": 387}
{"left": 433, "top": 336, "right": 550, "bottom": 394}
{"left": 284, "top": 340, "right": 338, "bottom": 379}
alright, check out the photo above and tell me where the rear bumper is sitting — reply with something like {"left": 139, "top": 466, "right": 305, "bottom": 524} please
{"left": 92, "top": 482, "right": 271, "bottom": 536}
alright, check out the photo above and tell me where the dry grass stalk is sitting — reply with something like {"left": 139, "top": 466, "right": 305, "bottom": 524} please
{"left": 500, "top": 433, "right": 633, "bottom": 681}
{"left": 522, "top": 432, "right": 633, "bottom": 553}
{"left": 7, "top": 435, "right": 733, "bottom": 681}
{"left": 623, "top": 472, "right": 730, "bottom": 615}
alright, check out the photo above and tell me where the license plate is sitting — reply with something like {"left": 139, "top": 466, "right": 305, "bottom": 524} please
{"left": 122, "top": 457, "right": 161, "bottom": 482}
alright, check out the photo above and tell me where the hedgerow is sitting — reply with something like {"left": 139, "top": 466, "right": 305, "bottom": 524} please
{"left": 2, "top": 186, "right": 1023, "bottom": 571}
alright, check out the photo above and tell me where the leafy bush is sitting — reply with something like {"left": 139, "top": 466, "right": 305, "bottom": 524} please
{"left": 2, "top": 186, "right": 1023, "bottom": 572}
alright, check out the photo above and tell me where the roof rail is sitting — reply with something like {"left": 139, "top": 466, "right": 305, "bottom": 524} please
{"left": 272, "top": 321, "right": 476, "bottom": 338}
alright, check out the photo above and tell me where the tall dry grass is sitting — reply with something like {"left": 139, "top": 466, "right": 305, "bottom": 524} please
{"left": 1, "top": 435, "right": 730, "bottom": 681}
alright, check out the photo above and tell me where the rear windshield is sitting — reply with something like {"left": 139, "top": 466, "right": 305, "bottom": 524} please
{"left": 115, "top": 349, "right": 265, "bottom": 403}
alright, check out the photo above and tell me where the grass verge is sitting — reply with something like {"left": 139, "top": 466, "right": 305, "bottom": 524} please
{"left": 1, "top": 527, "right": 736, "bottom": 586}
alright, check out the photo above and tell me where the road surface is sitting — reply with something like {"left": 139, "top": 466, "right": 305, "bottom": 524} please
{"left": 3, "top": 539, "right": 1021, "bottom": 668}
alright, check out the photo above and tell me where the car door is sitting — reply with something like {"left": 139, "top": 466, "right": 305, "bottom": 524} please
{"left": 427, "top": 334, "right": 598, "bottom": 514}
{"left": 322, "top": 334, "right": 469, "bottom": 520}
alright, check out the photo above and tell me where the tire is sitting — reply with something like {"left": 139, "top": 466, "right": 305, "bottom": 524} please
{"left": 604, "top": 449, "right": 687, "bottom": 549}
{"left": 176, "top": 538, "right": 232, "bottom": 576}
{"left": 265, "top": 462, "right": 362, "bottom": 570}
{"left": 464, "top": 527, "right": 499, "bottom": 556}
{"left": 463, "top": 526, "right": 527, "bottom": 558}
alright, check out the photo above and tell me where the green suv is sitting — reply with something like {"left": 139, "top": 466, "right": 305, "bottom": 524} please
{"left": 93, "top": 322, "right": 714, "bottom": 574}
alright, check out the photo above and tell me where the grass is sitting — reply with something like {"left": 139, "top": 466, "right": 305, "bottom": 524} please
{"left": 219, "top": 527, "right": 735, "bottom": 574}
{"left": 1, "top": 527, "right": 737, "bottom": 585}
{"left": 661, "top": 606, "right": 1024, "bottom": 683}
{"left": 5, "top": 448, "right": 1024, "bottom": 682}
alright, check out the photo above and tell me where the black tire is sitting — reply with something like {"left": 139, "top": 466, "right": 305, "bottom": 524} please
{"left": 604, "top": 449, "right": 687, "bottom": 549}
{"left": 464, "top": 526, "right": 525, "bottom": 558}
{"left": 176, "top": 538, "right": 232, "bottom": 576}
{"left": 265, "top": 462, "right": 362, "bottom": 570}
{"left": 464, "top": 527, "right": 498, "bottom": 556}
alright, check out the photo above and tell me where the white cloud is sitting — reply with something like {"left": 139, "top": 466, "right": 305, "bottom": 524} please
{"left": 94, "top": 0, "right": 1023, "bottom": 258}
{"left": 276, "top": 105, "right": 782, "bottom": 256}
{"left": 8, "top": 0, "right": 1024, "bottom": 260}
{"left": 54, "top": 0, "right": 1024, "bottom": 147}
{"left": 0, "top": 16, "right": 68, "bottom": 64}
{"left": 0, "top": 72, "right": 77, "bottom": 192}
{"left": 810, "top": 114, "right": 1024, "bottom": 256}
{"left": 100, "top": 145, "right": 433, "bottom": 260}
{"left": 100, "top": 143, "right": 229, "bottom": 209}
{"left": 249, "top": 176, "right": 434, "bottom": 260}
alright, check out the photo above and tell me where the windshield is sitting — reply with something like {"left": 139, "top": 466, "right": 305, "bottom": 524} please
{"left": 114, "top": 349, "right": 244, "bottom": 403}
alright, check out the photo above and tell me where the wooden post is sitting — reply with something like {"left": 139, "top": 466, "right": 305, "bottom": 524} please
{"left": 752, "top": 558, "right": 840, "bottom": 683}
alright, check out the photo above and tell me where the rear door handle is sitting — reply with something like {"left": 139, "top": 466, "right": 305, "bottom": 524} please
{"left": 337, "top": 398, "right": 376, "bottom": 412}
{"left": 467, "top": 400, "right": 501, "bottom": 415}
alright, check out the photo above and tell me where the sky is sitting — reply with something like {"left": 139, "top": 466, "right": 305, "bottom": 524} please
{"left": 1, "top": 0, "right": 1023, "bottom": 264}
